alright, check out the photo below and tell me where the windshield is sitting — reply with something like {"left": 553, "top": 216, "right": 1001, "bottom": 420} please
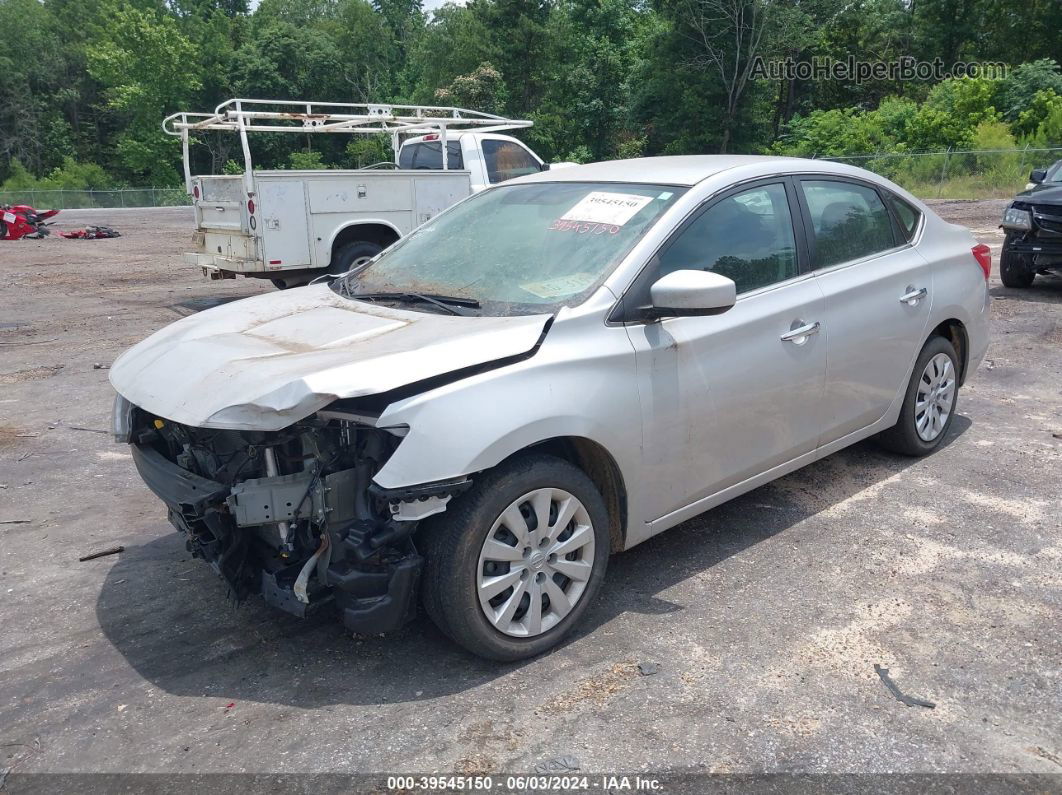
{"left": 1046, "top": 161, "right": 1062, "bottom": 183}
{"left": 334, "top": 181, "right": 686, "bottom": 315}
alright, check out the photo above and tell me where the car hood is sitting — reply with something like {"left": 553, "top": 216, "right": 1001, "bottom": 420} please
{"left": 1017, "top": 183, "right": 1062, "bottom": 204}
{"left": 110, "top": 284, "right": 551, "bottom": 431}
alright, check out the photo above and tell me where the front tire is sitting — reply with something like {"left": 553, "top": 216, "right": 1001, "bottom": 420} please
{"left": 1000, "top": 236, "right": 1035, "bottom": 288}
{"left": 420, "top": 454, "right": 610, "bottom": 661}
{"left": 877, "top": 335, "right": 959, "bottom": 456}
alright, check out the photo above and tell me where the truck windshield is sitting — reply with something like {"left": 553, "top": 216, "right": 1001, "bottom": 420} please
{"left": 335, "top": 181, "right": 685, "bottom": 315}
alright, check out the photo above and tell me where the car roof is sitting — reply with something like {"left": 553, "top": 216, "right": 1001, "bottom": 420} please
{"left": 511, "top": 155, "right": 836, "bottom": 187}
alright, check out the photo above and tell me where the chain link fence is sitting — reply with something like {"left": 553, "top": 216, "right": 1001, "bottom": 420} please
{"left": 0, "top": 187, "right": 191, "bottom": 209}
{"left": 818, "top": 146, "right": 1062, "bottom": 200}
{"left": 2, "top": 148, "right": 1059, "bottom": 207}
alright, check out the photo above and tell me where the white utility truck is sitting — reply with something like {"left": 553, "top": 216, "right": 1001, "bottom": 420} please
{"left": 163, "top": 99, "right": 549, "bottom": 288}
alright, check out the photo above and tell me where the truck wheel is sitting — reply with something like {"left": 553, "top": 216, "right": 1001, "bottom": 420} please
{"left": 877, "top": 335, "right": 959, "bottom": 456}
{"left": 420, "top": 454, "right": 610, "bottom": 661}
{"left": 1000, "top": 237, "right": 1035, "bottom": 288}
{"left": 329, "top": 241, "right": 382, "bottom": 276}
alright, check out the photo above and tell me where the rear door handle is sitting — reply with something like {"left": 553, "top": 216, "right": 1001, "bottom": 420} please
{"left": 899, "top": 287, "right": 928, "bottom": 305}
{"left": 780, "top": 321, "right": 821, "bottom": 343}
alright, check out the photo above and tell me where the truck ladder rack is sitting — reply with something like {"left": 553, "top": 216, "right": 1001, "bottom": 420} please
{"left": 164, "top": 98, "right": 533, "bottom": 192}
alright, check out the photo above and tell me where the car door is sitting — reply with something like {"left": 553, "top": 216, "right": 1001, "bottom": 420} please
{"left": 617, "top": 180, "right": 827, "bottom": 523}
{"left": 796, "top": 178, "right": 933, "bottom": 443}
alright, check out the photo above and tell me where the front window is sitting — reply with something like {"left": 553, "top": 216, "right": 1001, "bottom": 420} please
{"left": 335, "top": 182, "right": 686, "bottom": 315}
{"left": 1045, "top": 161, "right": 1062, "bottom": 183}
{"left": 653, "top": 183, "right": 798, "bottom": 294}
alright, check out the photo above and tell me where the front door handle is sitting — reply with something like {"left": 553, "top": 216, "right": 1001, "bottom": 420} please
{"left": 899, "top": 287, "right": 928, "bottom": 305}
{"left": 780, "top": 321, "right": 821, "bottom": 344}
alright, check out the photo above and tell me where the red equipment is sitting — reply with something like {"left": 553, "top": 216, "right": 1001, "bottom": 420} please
{"left": 60, "top": 225, "right": 121, "bottom": 240}
{"left": 0, "top": 204, "right": 59, "bottom": 240}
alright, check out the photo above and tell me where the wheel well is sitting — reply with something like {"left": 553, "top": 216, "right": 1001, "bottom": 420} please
{"left": 932, "top": 319, "right": 969, "bottom": 384}
{"left": 519, "top": 437, "right": 628, "bottom": 553}
{"left": 331, "top": 223, "right": 400, "bottom": 263}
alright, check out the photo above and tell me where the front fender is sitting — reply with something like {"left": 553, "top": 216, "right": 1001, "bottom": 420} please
{"left": 370, "top": 319, "right": 644, "bottom": 511}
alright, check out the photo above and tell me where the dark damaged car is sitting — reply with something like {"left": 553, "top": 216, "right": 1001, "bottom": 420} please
{"left": 999, "top": 160, "right": 1062, "bottom": 287}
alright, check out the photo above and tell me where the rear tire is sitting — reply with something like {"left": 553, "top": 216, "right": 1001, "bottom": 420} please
{"left": 329, "top": 240, "right": 383, "bottom": 277}
{"left": 877, "top": 335, "right": 959, "bottom": 456}
{"left": 419, "top": 454, "right": 610, "bottom": 661}
{"left": 1000, "top": 237, "right": 1035, "bottom": 288}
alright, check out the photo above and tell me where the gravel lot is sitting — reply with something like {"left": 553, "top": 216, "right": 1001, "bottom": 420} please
{"left": 0, "top": 203, "right": 1059, "bottom": 779}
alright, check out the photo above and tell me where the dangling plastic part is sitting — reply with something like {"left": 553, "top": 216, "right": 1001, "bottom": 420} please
{"left": 294, "top": 531, "right": 330, "bottom": 604}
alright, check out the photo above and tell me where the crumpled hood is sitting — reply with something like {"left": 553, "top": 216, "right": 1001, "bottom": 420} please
{"left": 110, "top": 284, "right": 551, "bottom": 431}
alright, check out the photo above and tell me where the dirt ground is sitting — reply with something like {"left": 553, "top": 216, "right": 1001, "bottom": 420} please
{"left": 0, "top": 203, "right": 1059, "bottom": 781}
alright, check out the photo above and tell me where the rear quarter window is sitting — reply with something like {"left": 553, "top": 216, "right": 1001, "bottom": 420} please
{"left": 889, "top": 194, "right": 922, "bottom": 241}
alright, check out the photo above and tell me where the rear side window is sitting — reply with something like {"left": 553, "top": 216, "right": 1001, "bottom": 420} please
{"left": 800, "top": 180, "right": 896, "bottom": 268}
{"left": 482, "top": 140, "right": 542, "bottom": 183}
{"left": 889, "top": 194, "right": 922, "bottom": 241}
{"left": 398, "top": 141, "right": 464, "bottom": 170}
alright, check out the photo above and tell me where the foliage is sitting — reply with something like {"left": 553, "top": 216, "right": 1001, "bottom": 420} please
{"left": 345, "top": 135, "right": 395, "bottom": 167}
{"left": 1, "top": 0, "right": 1060, "bottom": 190}
{"left": 289, "top": 150, "right": 328, "bottom": 169}
{"left": 86, "top": 5, "right": 202, "bottom": 185}
{"left": 1, "top": 157, "right": 115, "bottom": 192}
{"left": 995, "top": 60, "right": 1062, "bottom": 122}
{"left": 435, "top": 63, "right": 508, "bottom": 115}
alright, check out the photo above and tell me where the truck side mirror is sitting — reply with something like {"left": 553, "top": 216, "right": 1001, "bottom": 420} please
{"left": 1030, "top": 169, "right": 1047, "bottom": 184}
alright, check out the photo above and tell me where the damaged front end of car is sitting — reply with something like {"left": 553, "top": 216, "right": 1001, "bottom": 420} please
{"left": 114, "top": 394, "right": 468, "bottom": 634}
{"left": 1001, "top": 199, "right": 1062, "bottom": 269}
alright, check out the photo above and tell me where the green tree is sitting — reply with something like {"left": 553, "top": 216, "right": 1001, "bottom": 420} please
{"left": 87, "top": 5, "right": 202, "bottom": 184}
{"left": 434, "top": 63, "right": 508, "bottom": 114}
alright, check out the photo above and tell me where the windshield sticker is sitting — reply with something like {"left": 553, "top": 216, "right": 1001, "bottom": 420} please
{"left": 560, "top": 191, "right": 654, "bottom": 226}
{"left": 548, "top": 218, "right": 621, "bottom": 235}
{"left": 520, "top": 272, "right": 598, "bottom": 299}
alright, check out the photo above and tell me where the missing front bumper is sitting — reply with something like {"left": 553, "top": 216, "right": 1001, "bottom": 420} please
{"left": 130, "top": 443, "right": 426, "bottom": 634}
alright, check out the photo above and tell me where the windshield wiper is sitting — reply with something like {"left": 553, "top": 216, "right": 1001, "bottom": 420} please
{"left": 348, "top": 291, "right": 481, "bottom": 316}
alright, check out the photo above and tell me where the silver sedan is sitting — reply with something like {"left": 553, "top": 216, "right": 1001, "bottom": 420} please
{"left": 111, "top": 156, "right": 991, "bottom": 660}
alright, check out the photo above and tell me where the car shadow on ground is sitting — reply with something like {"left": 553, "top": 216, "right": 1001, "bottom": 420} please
{"left": 990, "top": 271, "right": 1062, "bottom": 304}
{"left": 96, "top": 418, "right": 970, "bottom": 708}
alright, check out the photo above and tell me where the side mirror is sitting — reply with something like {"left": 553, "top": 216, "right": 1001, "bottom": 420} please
{"left": 646, "top": 269, "right": 736, "bottom": 319}
{"left": 1030, "top": 169, "right": 1047, "bottom": 184}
